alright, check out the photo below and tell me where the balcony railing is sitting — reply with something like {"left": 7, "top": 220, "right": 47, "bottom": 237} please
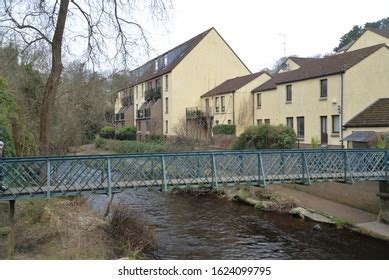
{"left": 145, "top": 87, "right": 162, "bottom": 101}
{"left": 186, "top": 107, "right": 213, "bottom": 119}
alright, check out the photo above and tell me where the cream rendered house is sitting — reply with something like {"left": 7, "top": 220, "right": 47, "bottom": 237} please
{"left": 252, "top": 42, "right": 389, "bottom": 148}
{"left": 114, "top": 27, "right": 250, "bottom": 139}
{"left": 199, "top": 72, "right": 271, "bottom": 135}
{"left": 342, "top": 28, "right": 389, "bottom": 52}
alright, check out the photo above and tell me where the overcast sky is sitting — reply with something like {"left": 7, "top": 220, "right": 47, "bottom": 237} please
{"left": 146, "top": 0, "right": 389, "bottom": 72}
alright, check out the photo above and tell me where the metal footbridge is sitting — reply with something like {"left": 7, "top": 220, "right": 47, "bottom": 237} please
{"left": 0, "top": 149, "right": 388, "bottom": 201}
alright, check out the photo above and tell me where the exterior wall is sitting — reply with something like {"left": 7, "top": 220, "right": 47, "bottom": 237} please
{"left": 343, "top": 46, "right": 389, "bottom": 134}
{"left": 206, "top": 93, "right": 234, "bottom": 127}
{"left": 254, "top": 75, "right": 342, "bottom": 146}
{"left": 124, "top": 105, "right": 134, "bottom": 127}
{"left": 169, "top": 29, "right": 250, "bottom": 135}
{"left": 347, "top": 30, "right": 389, "bottom": 52}
{"left": 233, "top": 74, "right": 271, "bottom": 134}
{"left": 253, "top": 89, "right": 280, "bottom": 126}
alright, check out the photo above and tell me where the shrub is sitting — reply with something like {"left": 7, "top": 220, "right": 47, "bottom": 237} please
{"left": 145, "top": 134, "right": 167, "bottom": 144}
{"left": 233, "top": 124, "right": 296, "bottom": 150}
{"left": 310, "top": 136, "right": 320, "bottom": 148}
{"left": 109, "top": 202, "right": 156, "bottom": 256}
{"left": 376, "top": 136, "right": 389, "bottom": 149}
{"left": 116, "top": 125, "right": 136, "bottom": 141}
{"left": 99, "top": 126, "right": 115, "bottom": 139}
{"left": 212, "top": 124, "right": 236, "bottom": 135}
{"left": 94, "top": 135, "right": 107, "bottom": 149}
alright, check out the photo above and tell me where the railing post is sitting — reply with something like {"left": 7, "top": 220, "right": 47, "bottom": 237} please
{"left": 46, "top": 159, "right": 51, "bottom": 199}
{"left": 302, "top": 152, "right": 311, "bottom": 185}
{"left": 211, "top": 154, "right": 218, "bottom": 188}
{"left": 301, "top": 152, "right": 305, "bottom": 184}
{"left": 344, "top": 150, "right": 349, "bottom": 183}
{"left": 257, "top": 152, "right": 266, "bottom": 187}
{"left": 280, "top": 152, "right": 285, "bottom": 184}
{"left": 107, "top": 157, "right": 112, "bottom": 198}
{"left": 161, "top": 155, "right": 167, "bottom": 192}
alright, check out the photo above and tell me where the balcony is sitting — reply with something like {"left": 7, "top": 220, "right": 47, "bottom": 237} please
{"left": 186, "top": 107, "right": 213, "bottom": 119}
{"left": 121, "top": 95, "right": 133, "bottom": 106}
{"left": 145, "top": 87, "right": 162, "bottom": 101}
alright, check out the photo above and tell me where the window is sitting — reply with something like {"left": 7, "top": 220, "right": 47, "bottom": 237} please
{"left": 256, "top": 93, "right": 261, "bottom": 108}
{"left": 257, "top": 119, "right": 262, "bottom": 125}
{"left": 141, "top": 84, "right": 144, "bottom": 97}
{"left": 265, "top": 119, "right": 270, "bottom": 124}
{"left": 221, "top": 96, "right": 225, "bottom": 112}
{"left": 228, "top": 120, "right": 232, "bottom": 124}
{"left": 215, "top": 97, "right": 219, "bottom": 112}
{"left": 163, "top": 55, "right": 168, "bottom": 67}
{"left": 286, "top": 117, "right": 293, "bottom": 128}
{"left": 215, "top": 120, "right": 219, "bottom": 125}
{"left": 165, "top": 120, "right": 168, "bottom": 134}
{"left": 165, "top": 98, "right": 168, "bottom": 114}
{"left": 165, "top": 75, "right": 168, "bottom": 91}
{"left": 146, "top": 120, "right": 150, "bottom": 132}
{"left": 115, "top": 113, "right": 120, "bottom": 121}
{"left": 205, "top": 98, "right": 209, "bottom": 109}
{"left": 154, "top": 60, "right": 158, "bottom": 71}
{"left": 147, "top": 81, "right": 152, "bottom": 90}
{"left": 320, "top": 79, "right": 328, "bottom": 98}
{"left": 120, "top": 113, "right": 124, "bottom": 120}
{"left": 136, "top": 86, "right": 138, "bottom": 99}
{"left": 297, "top": 117, "right": 305, "bottom": 138}
{"left": 332, "top": 115, "right": 340, "bottom": 133}
{"left": 286, "top": 85, "right": 292, "bottom": 102}
{"left": 156, "top": 78, "right": 161, "bottom": 89}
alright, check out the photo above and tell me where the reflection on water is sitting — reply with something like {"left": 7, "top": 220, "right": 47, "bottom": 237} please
{"left": 89, "top": 189, "right": 389, "bottom": 260}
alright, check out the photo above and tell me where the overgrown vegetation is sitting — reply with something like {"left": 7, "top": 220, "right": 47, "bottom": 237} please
{"left": 233, "top": 124, "right": 296, "bottom": 150}
{"left": 376, "top": 136, "right": 389, "bottom": 149}
{"left": 13, "top": 197, "right": 156, "bottom": 259}
{"left": 109, "top": 202, "right": 156, "bottom": 258}
{"left": 212, "top": 124, "right": 236, "bottom": 135}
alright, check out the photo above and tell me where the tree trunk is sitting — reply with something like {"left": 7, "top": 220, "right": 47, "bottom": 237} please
{"left": 39, "top": 0, "right": 70, "bottom": 155}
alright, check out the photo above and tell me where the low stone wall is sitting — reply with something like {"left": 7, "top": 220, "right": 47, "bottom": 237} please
{"left": 277, "top": 181, "right": 380, "bottom": 214}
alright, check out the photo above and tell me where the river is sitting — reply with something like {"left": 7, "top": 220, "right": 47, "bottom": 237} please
{"left": 89, "top": 189, "right": 389, "bottom": 260}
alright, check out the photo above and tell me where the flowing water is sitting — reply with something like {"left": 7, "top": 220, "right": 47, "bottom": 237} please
{"left": 90, "top": 189, "right": 389, "bottom": 260}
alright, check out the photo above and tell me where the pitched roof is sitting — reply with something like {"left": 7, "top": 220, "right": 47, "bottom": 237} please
{"left": 344, "top": 98, "right": 389, "bottom": 128}
{"left": 343, "top": 131, "right": 377, "bottom": 143}
{"left": 367, "top": 28, "right": 389, "bottom": 39}
{"left": 252, "top": 44, "right": 386, "bottom": 93}
{"left": 118, "top": 28, "right": 213, "bottom": 91}
{"left": 288, "top": 56, "right": 321, "bottom": 66}
{"left": 202, "top": 71, "right": 268, "bottom": 97}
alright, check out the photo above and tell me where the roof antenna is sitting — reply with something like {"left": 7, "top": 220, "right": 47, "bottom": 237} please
{"left": 279, "top": 33, "right": 286, "bottom": 57}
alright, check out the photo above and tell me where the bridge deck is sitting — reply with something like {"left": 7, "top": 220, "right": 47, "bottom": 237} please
{"left": 0, "top": 149, "right": 388, "bottom": 201}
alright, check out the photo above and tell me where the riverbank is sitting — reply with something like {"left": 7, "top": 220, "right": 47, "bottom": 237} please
{"left": 219, "top": 184, "right": 389, "bottom": 241}
{"left": 12, "top": 197, "right": 155, "bottom": 259}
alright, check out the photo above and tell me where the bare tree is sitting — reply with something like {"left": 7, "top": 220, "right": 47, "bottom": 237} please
{"left": 0, "top": 0, "right": 171, "bottom": 154}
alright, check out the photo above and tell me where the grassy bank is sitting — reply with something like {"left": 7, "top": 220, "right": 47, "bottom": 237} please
{"left": 12, "top": 197, "right": 156, "bottom": 259}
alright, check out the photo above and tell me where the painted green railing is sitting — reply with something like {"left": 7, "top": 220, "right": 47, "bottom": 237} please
{"left": 0, "top": 149, "right": 388, "bottom": 201}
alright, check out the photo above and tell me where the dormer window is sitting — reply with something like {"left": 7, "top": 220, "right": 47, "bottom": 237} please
{"left": 164, "top": 55, "right": 168, "bottom": 67}
{"left": 155, "top": 60, "right": 159, "bottom": 71}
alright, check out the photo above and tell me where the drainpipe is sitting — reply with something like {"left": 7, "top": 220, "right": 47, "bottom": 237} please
{"left": 232, "top": 92, "right": 235, "bottom": 125}
{"left": 340, "top": 72, "right": 344, "bottom": 149}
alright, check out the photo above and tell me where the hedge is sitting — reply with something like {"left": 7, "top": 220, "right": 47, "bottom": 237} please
{"left": 116, "top": 125, "right": 136, "bottom": 141}
{"left": 99, "top": 126, "right": 115, "bottom": 139}
{"left": 233, "top": 124, "right": 296, "bottom": 150}
{"left": 212, "top": 124, "right": 236, "bottom": 135}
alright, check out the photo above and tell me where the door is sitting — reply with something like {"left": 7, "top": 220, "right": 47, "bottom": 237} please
{"left": 320, "top": 116, "right": 328, "bottom": 145}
